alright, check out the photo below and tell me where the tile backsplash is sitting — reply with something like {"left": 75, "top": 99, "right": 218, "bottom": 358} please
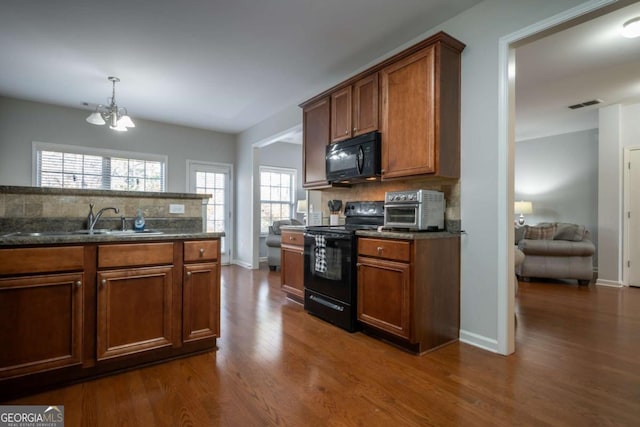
{"left": 0, "top": 186, "right": 208, "bottom": 233}
{"left": 318, "top": 177, "right": 460, "bottom": 220}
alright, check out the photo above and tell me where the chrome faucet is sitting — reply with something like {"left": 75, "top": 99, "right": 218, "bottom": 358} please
{"left": 87, "top": 204, "right": 120, "bottom": 231}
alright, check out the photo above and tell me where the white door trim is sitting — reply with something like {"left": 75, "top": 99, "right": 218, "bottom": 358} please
{"left": 623, "top": 146, "right": 640, "bottom": 287}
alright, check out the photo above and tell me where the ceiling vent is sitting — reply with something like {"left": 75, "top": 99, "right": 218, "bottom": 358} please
{"left": 568, "top": 99, "right": 603, "bottom": 110}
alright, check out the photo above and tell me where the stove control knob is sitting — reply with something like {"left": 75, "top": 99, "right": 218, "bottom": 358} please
{"left": 401, "top": 195, "right": 407, "bottom": 201}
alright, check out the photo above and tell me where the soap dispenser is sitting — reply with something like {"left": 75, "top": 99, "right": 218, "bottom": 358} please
{"left": 134, "top": 209, "right": 145, "bottom": 231}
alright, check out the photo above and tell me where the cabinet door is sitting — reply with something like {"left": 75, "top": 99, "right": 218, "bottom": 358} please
{"left": 357, "top": 257, "right": 412, "bottom": 340}
{"left": 97, "top": 266, "right": 174, "bottom": 361}
{"left": 0, "top": 273, "right": 83, "bottom": 379}
{"left": 281, "top": 245, "right": 304, "bottom": 302}
{"left": 183, "top": 262, "right": 220, "bottom": 343}
{"left": 302, "top": 97, "right": 330, "bottom": 188}
{"left": 331, "top": 86, "right": 352, "bottom": 143}
{"left": 380, "top": 46, "right": 436, "bottom": 179}
{"left": 353, "top": 73, "right": 378, "bottom": 136}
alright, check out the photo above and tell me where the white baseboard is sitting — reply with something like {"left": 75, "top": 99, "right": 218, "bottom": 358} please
{"left": 232, "top": 259, "right": 255, "bottom": 269}
{"left": 596, "top": 279, "right": 623, "bottom": 288}
{"left": 459, "top": 330, "right": 499, "bottom": 353}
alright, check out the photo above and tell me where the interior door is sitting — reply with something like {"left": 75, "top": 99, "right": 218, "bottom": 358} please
{"left": 627, "top": 149, "right": 640, "bottom": 287}
{"left": 188, "top": 161, "right": 232, "bottom": 265}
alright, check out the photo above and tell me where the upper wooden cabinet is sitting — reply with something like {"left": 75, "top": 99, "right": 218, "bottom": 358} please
{"left": 300, "top": 32, "right": 464, "bottom": 185}
{"left": 331, "top": 73, "right": 378, "bottom": 143}
{"left": 381, "top": 39, "right": 462, "bottom": 179}
{"left": 302, "top": 97, "right": 331, "bottom": 188}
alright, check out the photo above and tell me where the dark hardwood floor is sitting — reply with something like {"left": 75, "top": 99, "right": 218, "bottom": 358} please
{"left": 7, "top": 266, "right": 640, "bottom": 426}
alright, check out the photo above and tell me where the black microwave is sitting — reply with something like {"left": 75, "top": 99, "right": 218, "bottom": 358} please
{"left": 325, "top": 131, "right": 381, "bottom": 183}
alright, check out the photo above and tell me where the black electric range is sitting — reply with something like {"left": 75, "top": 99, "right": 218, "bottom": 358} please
{"left": 303, "top": 201, "right": 383, "bottom": 331}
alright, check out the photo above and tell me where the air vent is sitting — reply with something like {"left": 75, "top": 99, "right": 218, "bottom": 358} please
{"left": 568, "top": 99, "right": 603, "bottom": 110}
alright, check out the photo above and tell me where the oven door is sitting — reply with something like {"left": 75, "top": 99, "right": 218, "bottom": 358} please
{"left": 303, "top": 231, "right": 354, "bottom": 303}
{"left": 384, "top": 203, "right": 420, "bottom": 229}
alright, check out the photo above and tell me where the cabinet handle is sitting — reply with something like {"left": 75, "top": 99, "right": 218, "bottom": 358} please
{"left": 100, "top": 279, "right": 106, "bottom": 286}
{"left": 344, "top": 130, "right": 349, "bottom": 135}
{"left": 75, "top": 281, "right": 82, "bottom": 288}
{"left": 187, "top": 271, "right": 192, "bottom": 277}
{"left": 199, "top": 248, "right": 205, "bottom": 255}
{"left": 376, "top": 246, "right": 383, "bottom": 253}
{"left": 353, "top": 127, "right": 357, "bottom": 132}
{"left": 381, "top": 169, "right": 385, "bottom": 174}
{"left": 289, "top": 236, "right": 295, "bottom": 240}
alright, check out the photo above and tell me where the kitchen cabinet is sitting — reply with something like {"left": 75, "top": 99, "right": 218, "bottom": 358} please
{"left": 183, "top": 240, "right": 220, "bottom": 342}
{"left": 302, "top": 97, "right": 331, "bottom": 188}
{"left": 300, "top": 32, "right": 464, "bottom": 185}
{"left": 357, "top": 235, "right": 460, "bottom": 354}
{"left": 0, "top": 247, "right": 84, "bottom": 379}
{"left": 380, "top": 39, "right": 463, "bottom": 179}
{"left": 0, "top": 235, "right": 223, "bottom": 400}
{"left": 280, "top": 229, "right": 304, "bottom": 302}
{"left": 96, "top": 242, "right": 176, "bottom": 361}
{"left": 330, "top": 73, "right": 378, "bottom": 143}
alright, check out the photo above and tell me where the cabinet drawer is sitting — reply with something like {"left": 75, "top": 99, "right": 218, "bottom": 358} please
{"left": 0, "top": 246, "right": 84, "bottom": 275}
{"left": 281, "top": 230, "right": 304, "bottom": 247}
{"left": 358, "top": 238, "right": 411, "bottom": 262}
{"left": 184, "top": 240, "right": 219, "bottom": 262}
{"left": 98, "top": 242, "right": 174, "bottom": 268}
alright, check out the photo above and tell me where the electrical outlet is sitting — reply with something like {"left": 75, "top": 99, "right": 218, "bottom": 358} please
{"left": 169, "top": 204, "right": 185, "bottom": 214}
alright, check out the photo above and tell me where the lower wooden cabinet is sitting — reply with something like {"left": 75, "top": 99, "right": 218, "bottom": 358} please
{"left": 0, "top": 273, "right": 84, "bottom": 379}
{"left": 280, "top": 229, "right": 304, "bottom": 302}
{"left": 357, "top": 257, "right": 411, "bottom": 340}
{"left": 357, "top": 236, "right": 460, "bottom": 354}
{"left": 0, "top": 237, "right": 222, "bottom": 400}
{"left": 183, "top": 262, "right": 220, "bottom": 342}
{"left": 96, "top": 266, "right": 175, "bottom": 361}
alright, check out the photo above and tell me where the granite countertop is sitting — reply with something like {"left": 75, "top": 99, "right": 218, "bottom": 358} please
{"left": 279, "top": 225, "right": 306, "bottom": 231}
{"left": 355, "top": 230, "right": 461, "bottom": 240}
{"left": 0, "top": 231, "right": 225, "bottom": 247}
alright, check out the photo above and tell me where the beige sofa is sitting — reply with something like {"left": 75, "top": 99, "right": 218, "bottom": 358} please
{"left": 516, "top": 223, "right": 595, "bottom": 285}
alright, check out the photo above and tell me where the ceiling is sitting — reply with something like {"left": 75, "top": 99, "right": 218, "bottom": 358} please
{"left": 2, "top": 1, "right": 638, "bottom": 142}
{"left": 515, "top": 1, "right": 640, "bottom": 141}
{"left": 0, "top": 0, "right": 482, "bottom": 135}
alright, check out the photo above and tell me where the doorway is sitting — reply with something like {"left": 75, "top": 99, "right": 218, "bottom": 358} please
{"left": 187, "top": 161, "right": 233, "bottom": 265}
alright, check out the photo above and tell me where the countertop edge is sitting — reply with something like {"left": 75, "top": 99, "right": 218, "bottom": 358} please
{"left": 0, "top": 232, "right": 225, "bottom": 246}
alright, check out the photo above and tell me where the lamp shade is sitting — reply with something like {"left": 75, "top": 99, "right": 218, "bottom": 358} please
{"left": 118, "top": 115, "right": 135, "bottom": 128}
{"left": 296, "top": 199, "right": 307, "bottom": 214}
{"left": 514, "top": 201, "right": 533, "bottom": 215}
{"left": 622, "top": 17, "right": 640, "bottom": 38}
{"left": 86, "top": 111, "right": 106, "bottom": 125}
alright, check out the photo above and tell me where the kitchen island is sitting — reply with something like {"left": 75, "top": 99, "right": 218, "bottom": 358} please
{"left": 0, "top": 226, "right": 223, "bottom": 400}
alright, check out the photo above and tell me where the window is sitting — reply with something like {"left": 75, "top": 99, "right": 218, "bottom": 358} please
{"left": 33, "top": 142, "right": 166, "bottom": 191}
{"left": 260, "top": 166, "right": 296, "bottom": 234}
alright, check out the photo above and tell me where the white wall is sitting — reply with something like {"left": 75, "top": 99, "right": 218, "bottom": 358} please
{"left": 235, "top": 105, "right": 302, "bottom": 268}
{"left": 234, "top": 0, "right": 593, "bottom": 352}
{"left": 515, "top": 129, "right": 599, "bottom": 258}
{"left": 0, "top": 97, "right": 236, "bottom": 192}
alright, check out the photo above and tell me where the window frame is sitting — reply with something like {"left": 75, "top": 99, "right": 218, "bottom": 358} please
{"left": 32, "top": 142, "right": 168, "bottom": 191}
{"left": 259, "top": 165, "right": 297, "bottom": 235}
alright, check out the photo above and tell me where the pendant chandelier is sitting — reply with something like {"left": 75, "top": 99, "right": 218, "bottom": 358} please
{"left": 85, "top": 76, "right": 135, "bottom": 131}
